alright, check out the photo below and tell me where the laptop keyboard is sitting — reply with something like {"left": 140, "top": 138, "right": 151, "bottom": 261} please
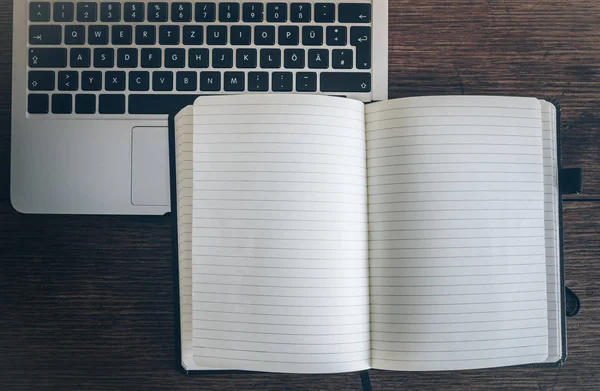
{"left": 26, "top": 1, "right": 373, "bottom": 115}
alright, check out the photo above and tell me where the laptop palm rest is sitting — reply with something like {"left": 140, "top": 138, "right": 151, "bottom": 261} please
{"left": 131, "top": 127, "right": 170, "bottom": 207}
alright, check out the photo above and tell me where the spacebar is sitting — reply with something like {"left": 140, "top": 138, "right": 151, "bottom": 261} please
{"left": 128, "top": 94, "right": 201, "bottom": 114}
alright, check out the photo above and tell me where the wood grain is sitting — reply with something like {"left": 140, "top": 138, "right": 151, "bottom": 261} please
{"left": 1, "top": 0, "right": 600, "bottom": 390}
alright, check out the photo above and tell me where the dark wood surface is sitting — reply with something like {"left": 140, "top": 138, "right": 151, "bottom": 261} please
{"left": 1, "top": 0, "right": 599, "bottom": 390}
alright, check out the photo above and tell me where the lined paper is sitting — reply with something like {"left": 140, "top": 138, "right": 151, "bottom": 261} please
{"left": 540, "top": 100, "right": 562, "bottom": 362}
{"left": 173, "top": 106, "right": 200, "bottom": 370}
{"left": 365, "top": 96, "right": 549, "bottom": 371}
{"left": 188, "top": 94, "right": 370, "bottom": 373}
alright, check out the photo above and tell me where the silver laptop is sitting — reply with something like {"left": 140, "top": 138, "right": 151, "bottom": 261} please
{"left": 12, "top": 0, "right": 388, "bottom": 214}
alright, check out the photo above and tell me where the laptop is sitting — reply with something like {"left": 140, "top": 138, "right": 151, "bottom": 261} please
{"left": 11, "top": 0, "right": 388, "bottom": 214}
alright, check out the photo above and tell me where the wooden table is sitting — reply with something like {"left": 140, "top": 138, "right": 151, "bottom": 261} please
{"left": 1, "top": 1, "right": 599, "bottom": 389}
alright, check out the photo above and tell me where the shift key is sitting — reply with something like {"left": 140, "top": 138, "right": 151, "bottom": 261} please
{"left": 29, "top": 48, "right": 67, "bottom": 68}
{"left": 320, "top": 72, "right": 371, "bottom": 92}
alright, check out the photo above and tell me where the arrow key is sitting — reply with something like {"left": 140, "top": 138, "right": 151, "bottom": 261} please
{"left": 58, "top": 71, "right": 79, "bottom": 91}
{"left": 351, "top": 26, "right": 371, "bottom": 69}
{"left": 338, "top": 3, "right": 371, "bottom": 23}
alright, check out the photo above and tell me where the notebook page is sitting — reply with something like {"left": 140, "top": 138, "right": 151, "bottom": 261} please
{"left": 190, "top": 94, "right": 370, "bottom": 373}
{"left": 540, "top": 100, "right": 562, "bottom": 362}
{"left": 174, "top": 107, "right": 221, "bottom": 371}
{"left": 365, "top": 96, "right": 549, "bottom": 371}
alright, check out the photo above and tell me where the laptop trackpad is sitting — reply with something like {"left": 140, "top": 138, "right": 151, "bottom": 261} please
{"left": 131, "top": 127, "right": 170, "bottom": 206}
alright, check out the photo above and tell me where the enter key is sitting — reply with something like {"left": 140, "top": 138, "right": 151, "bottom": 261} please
{"left": 350, "top": 26, "right": 371, "bottom": 70}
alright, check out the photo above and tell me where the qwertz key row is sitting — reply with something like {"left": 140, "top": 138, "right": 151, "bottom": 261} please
{"left": 26, "top": 2, "right": 373, "bottom": 115}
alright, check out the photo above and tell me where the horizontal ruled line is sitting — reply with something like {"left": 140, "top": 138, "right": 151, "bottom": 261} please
{"left": 372, "top": 354, "right": 545, "bottom": 362}
{"left": 196, "top": 336, "right": 369, "bottom": 345}
{"left": 369, "top": 281, "right": 545, "bottom": 287}
{"left": 372, "top": 344, "right": 546, "bottom": 353}
{"left": 195, "top": 300, "right": 369, "bottom": 308}
{"left": 193, "top": 291, "right": 367, "bottom": 298}
{"left": 189, "top": 355, "right": 367, "bottom": 364}
{"left": 194, "top": 327, "right": 369, "bottom": 336}
{"left": 369, "top": 143, "right": 542, "bottom": 151}
{"left": 371, "top": 326, "right": 546, "bottom": 335}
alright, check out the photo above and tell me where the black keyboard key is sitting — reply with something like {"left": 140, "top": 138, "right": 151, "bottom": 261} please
{"left": 105, "top": 71, "right": 126, "bottom": 91}
{"left": 149, "top": 2, "right": 168, "bottom": 22}
{"left": 70, "top": 48, "right": 91, "bottom": 67}
{"left": 243, "top": 3, "right": 263, "bottom": 22}
{"left": 136, "top": 25, "right": 156, "bottom": 45}
{"left": 320, "top": 72, "right": 371, "bottom": 92}
{"left": 112, "top": 25, "right": 133, "bottom": 45}
{"left": 30, "top": 2, "right": 50, "bottom": 22}
{"left": 77, "top": 3, "right": 97, "bottom": 22}
{"left": 212, "top": 48, "right": 233, "bottom": 68}
{"left": 338, "top": 3, "right": 371, "bottom": 23}
{"left": 129, "top": 71, "right": 150, "bottom": 91}
{"left": 284, "top": 49, "right": 304, "bottom": 69}
{"left": 65, "top": 25, "right": 85, "bottom": 45}
{"left": 75, "top": 94, "right": 96, "bottom": 114}
{"left": 94, "top": 48, "right": 115, "bottom": 68}
{"left": 29, "top": 48, "right": 67, "bottom": 68}
{"left": 153, "top": 71, "right": 173, "bottom": 91}
{"left": 200, "top": 71, "right": 221, "bottom": 91}
{"left": 302, "top": 26, "right": 323, "bottom": 46}
{"left": 195, "top": 2, "right": 216, "bottom": 22}
{"left": 54, "top": 2, "right": 74, "bottom": 22}
{"left": 255, "top": 26, "right": 275, "bottom": 45}
{"left": 58, "top": 71, "right": 78, "bottom": 91}
{"left": 231, "top": 26, "right": 251, "bottom": 45}
{"left": 28, "top": 94, "right": 49, "bottom": 114}
{"left": 100, "top": 3, "right": 121, "bottom": 22}
{"left": 28, "top": 71, "right": 55, "bottom": 91}
{"left": 351, "top": 26, "right": 371, "bottom": 69}
{"left": 117, "top": 48, "right": 138, "bottom": 68}
{"left": 183, "top": 26, "right": 203, "bottom": 45}
{"left": 236, "top": 48, "right": 257, "bottom": 68}
{"left": 260, "top": 49, "right": 281, "bottom": 68}
{"left": 176, "top": 71, "right": 197, "bottom": 91}
{"left": 160, "top": 25, "right": 180, "bottom": 45}
{"left": 99, "top": 94, "right": 126, "bottom": 114}
{"left": 29, "top": 25, "right": 62, "bottom": 45}
{"left": 52, "top": 94, "right": 72, "bottom": 114}
{"left": 326, "top": 26, "right": 347, "bottom": 46}
{"left": 172, "top": 3, "right": 192, "bottom": 22}
{"left": 82, "top": 71, "right": 102, "bottom": 91}
{"left": 267, "top": 3, "right": 287, "bottom": 22}
{"left": 291, "top": 3, "right": 311, "bottom": 22}
{"left": 206, "top": 26, "right": 227, "bottom": 45}
{"left": 124, "top": 2, "right": 145, "bottom": 22}
{"left": 296, "top": 72, "right": 317, "bottom": 92}
{"left": 248, "top": 72, "right": 268, "bottom": 91}
{"left": 308, "top": 49, "right": 329, "bottom": 69}
{"left": 88, "top": 25, "right": 109, "bottom": 45}
{"left": 279, "top": 26, "right": 299, "bottom": 46}
{"left": 141, "top": 48, "right": 162, "bottom": 68}
{"left": 332, "top": 49, "right": 352, "bottom": 69}
{"left": 315, "top": 3, "right": 335, "bottom": 23}
{"left": 224, "top": 72, "right": 245, "bottom": 92}
{"left": 189, "top": 49, "right": 209, "bottom": 68}
{"left": 129, "top": 94, "right": 200, "bottom": 114}
{"left": 219, "top": 3, "right": 239, "bottom": 22}
{"left": 165, "top": 48, "right": 185, "bottom": 68}
{"left": 272, "top": 72, "right": 293, "bottom": 92}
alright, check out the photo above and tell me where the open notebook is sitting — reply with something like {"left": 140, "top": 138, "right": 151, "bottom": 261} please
{"left": 169, "top": 94, "right": 566, "bottom": 374}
